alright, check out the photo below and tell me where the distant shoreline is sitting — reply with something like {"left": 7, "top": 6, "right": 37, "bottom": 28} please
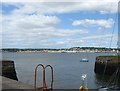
{"left": 1, "top": 47, "right": 119, "bottom": 53}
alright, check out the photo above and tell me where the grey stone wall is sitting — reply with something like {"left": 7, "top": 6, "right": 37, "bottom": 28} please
{"left": 1, "top": 60, "right": 18, "bottom": 81}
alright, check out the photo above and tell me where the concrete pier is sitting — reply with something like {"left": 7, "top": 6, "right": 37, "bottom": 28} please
{"left": 94, "top": 56, "right": 120, "bottom": 75}
{"left": 1, "top": 76, "right": 33, "bottom": 90}
{"left": 1, "top": 60, "right": 18, "bottom": 80}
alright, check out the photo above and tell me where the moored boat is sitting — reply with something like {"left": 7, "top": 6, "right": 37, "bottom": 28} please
{"left": 80, "top": 58, "right": 89, "bottom": 62}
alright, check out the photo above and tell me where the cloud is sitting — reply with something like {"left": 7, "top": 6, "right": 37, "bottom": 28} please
{"left": 4, "top": 0, "right": 118, "bottom": 16}
{"left": 64, "top": 33, "right": 117, "bottom": 47}
{"left": 2, "top": 1, "right": 118, "bottom": 48}
{"left": 1, "top": 0, "right": 119, "bottom": 3}
{"left": 2, "top": 14, "right": 60, "bottom": 29}
{"left": 81, "top": 34, "right": 114, "bottom": 40}
{"left": 72, "top": 18, "right": 114, "bottom": 28}
{"left": 2, "top": 13, "right": 88, "bottom": 48}
{"left": 2, "top": 28, "right": 88, "bottom": 48}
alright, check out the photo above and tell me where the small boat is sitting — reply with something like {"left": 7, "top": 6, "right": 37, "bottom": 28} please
{"left": 98, "top": 86, "right": 120, "bottom": 91}
{"left": 80, "top": 58, "right": 89, "bottom": 62}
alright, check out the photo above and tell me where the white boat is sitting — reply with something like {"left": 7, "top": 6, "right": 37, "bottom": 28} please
{"left": 80, "top": 58, "right": 89, "bottom": 62}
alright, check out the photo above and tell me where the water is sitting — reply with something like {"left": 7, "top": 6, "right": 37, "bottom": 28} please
{"left": 1, "top": 52, "right": 120, "bottom": 89}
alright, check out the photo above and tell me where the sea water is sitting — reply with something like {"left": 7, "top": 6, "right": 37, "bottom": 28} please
{"left": 1, "top": 52, "right": 120, "bottom": 89}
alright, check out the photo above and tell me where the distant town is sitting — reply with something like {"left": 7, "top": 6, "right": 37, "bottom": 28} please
{"left": 1, "top": 47, "right": 120, "bottom": 53}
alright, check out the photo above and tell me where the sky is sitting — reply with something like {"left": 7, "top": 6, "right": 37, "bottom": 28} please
{"left": 1, "top": 0, "right": 119, "bottom": 48}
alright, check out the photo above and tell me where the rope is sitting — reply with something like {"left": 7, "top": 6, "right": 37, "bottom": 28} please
{"left": 115, "top": 68, "right": 120, "bottom": 87}
{"left": 99, "top": 2, "right": 114, "bottom": 82}
{"left": 101, "top": 61, "right": 108, "bottom": 81}
{"left": 108, "top": 11, "right": 117, "bottom": 49}
{"left": 112, "top": 67, "right": 119, "bottom": 86}
{"left": 107, "top": 68, "right": 118, "bottom": 86}
{"left": 99, "top": 2, "right": 119, "bottom": 89}
{"left": 107, "top": 10, "right": 119, "bottom": 87}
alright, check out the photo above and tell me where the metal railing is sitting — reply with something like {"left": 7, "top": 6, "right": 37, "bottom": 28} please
{"left": 34, "top": 64, "right": 53, "bottom": 91}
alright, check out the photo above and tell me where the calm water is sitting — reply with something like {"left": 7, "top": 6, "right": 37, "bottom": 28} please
{"left": 1, "top": 52, "right": 120, "bottom": 89}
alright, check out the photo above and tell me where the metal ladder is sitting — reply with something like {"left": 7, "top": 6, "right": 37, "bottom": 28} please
{"left": 34, "top": 64, "right": 53, "bottom": 91}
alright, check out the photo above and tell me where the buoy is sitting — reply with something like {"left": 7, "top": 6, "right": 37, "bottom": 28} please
{"left": 79, "top": 86, "right": 88, "bottom": 91}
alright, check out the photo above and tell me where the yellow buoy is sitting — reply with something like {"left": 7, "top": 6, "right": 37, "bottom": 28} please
{"left": 79, "top": 86, "right": 88, "bottom": 91}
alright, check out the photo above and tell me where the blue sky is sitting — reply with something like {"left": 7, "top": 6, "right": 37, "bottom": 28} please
{"left": 1, "top": 0, "right": 119, "bottom": 48}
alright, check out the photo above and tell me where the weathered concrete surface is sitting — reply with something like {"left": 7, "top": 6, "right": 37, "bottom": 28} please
{"left": 1, "top": 60, "right": 18, "bottom": 80}
{"left": 94, "top": 56, "right": 120, "bottom": 75}
{"left": 1, "top": 76, "right": 33, "bottom": 90}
